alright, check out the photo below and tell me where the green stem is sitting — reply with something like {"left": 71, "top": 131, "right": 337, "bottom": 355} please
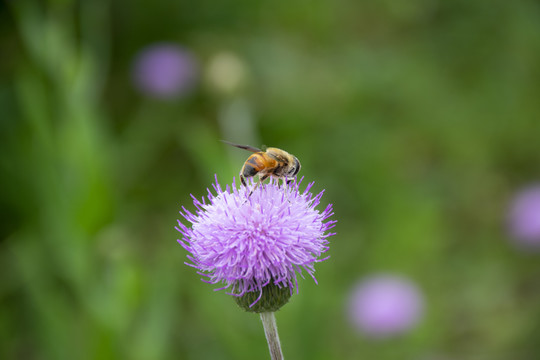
{"left": 259, "top": 312, "right": 284, "bottom": 360}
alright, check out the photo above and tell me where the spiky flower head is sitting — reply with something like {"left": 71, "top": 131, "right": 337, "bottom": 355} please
{"left": 176, "top": 176, "right": 336, "bottom": 312}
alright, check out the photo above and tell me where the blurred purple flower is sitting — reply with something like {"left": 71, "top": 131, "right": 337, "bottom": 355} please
{"left": 347, "top": 274, "right": 424, "bottom": 338}
{"left": 176, "top": 176, "right": 336, "bottom": 305}
{"left": 132, "top": 43, "right": 198, "bottom": 99}
{"left": 508, "top": 185, "right": 540, "bottom": 249}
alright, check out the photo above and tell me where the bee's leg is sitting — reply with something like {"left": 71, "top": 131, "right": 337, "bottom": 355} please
{"left": 280, "top": 177, "right": 293, "bottom": 203}
{"left": 241, "top": 175, "right": 268, "bottom": 204}
{"left": 283, "top": 178, "right": 292, "bottom": 188}
{"left": 248, "top": 174, "right": 269, "bottom": 197}
{"left": 240, "top": 175, "right": 251, "bottom": 204}
{"left": 258, "top": 174, "right": 270, "bottom": 185}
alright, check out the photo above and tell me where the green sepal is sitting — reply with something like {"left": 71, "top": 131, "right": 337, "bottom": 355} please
{"left": 234, "top": 282, "right": 292, "bottom": 313}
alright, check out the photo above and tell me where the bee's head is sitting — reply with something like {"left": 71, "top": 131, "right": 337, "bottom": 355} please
{"left": 286, "top": 157, "right": 301, "bottom": 184}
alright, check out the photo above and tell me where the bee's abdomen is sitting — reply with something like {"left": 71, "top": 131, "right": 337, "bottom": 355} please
{"left": 242, "top": 154, "right": 265, "bottom": 177}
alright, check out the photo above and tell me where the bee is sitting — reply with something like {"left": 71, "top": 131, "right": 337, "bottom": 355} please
{"left": 222, "top": 140, "right": 301, "bottom": 189}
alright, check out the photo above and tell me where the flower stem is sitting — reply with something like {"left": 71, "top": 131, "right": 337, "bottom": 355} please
{"left": 259, "top": 312, "right": 284, "bottom": 360}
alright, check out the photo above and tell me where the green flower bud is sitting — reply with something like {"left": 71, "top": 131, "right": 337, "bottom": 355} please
{"left": 234, "top": 282, "right": 292, "bottom": 313}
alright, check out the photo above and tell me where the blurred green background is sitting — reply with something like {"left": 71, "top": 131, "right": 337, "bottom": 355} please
{"left": 2, "top": 0, "right": 540, "bottom": 359}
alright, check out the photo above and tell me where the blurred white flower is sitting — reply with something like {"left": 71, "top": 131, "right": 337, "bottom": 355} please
{"left": 206, "top": 51, "right": 248, "bottom": 95}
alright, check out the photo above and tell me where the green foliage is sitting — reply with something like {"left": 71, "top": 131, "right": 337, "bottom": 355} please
{"left": 1, "top": 0, "right": 540, "bottom": 359}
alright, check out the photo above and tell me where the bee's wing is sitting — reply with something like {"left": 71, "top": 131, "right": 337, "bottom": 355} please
{"left": 221, "top": 140, "right": 262, "bottom": 153}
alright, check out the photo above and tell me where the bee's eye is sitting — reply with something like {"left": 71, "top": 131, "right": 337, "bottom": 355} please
{"left": 291, "top": 158, "right": 301, "bottom": 176}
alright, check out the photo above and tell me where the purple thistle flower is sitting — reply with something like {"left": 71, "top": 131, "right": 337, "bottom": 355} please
{"left": 176, "top": 176, "right": 336, "bottom": 308}
{"left": 132, "top": 43, "right": 198, "bottom": 99}
{"left": 508, "top": 184, "right": 540, "bottom": 249}
{"left": 347, "top": 274, "right": 425, "bottom": 338}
